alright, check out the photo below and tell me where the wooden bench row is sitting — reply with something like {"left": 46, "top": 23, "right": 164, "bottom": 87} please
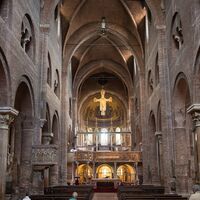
{"left": 44, "top": 185, "right": 93, "bottom": 195}
{"left": 119, "top": 194, "right": 188, "bottom": 200}
{"left": 31, "top": 185, "right": 94, "bottom": 200}
{"left": 118, "top": 185, "right": 188, "bottom": 200}
{"left": 31, "top": 193, "right": 92, "bottom": 200}
{"left": 120, "top": 198, "right": 187, "bottom": 200}
{"left": 31, "top": 196, "right": 86, "bottom": 200}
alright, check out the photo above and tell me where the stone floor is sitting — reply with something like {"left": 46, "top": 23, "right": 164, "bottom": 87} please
{"left": 92, "top": 193, "right": 118, "bottom": 200}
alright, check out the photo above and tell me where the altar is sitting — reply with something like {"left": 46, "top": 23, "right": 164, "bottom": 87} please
{"left": 91, "top": 178, "right": 121, "bottom": 189}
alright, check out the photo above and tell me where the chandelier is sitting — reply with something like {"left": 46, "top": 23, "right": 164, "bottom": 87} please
{"left": 100, "top": 17, "right": 107, "bottom": 35}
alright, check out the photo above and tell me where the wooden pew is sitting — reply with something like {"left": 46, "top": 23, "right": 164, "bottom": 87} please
{"left": 118, "top": 185, "right": 188, "bottom": 200}
{"left": 31, "top": 185, "right": 94, "bottom": 200}
{"left": 31, "top": 196, "right": 87, "bottom": 200}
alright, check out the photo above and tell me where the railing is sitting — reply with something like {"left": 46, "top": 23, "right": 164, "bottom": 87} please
{"left": 74, "top": 151, "right": 141, "bottom": 162}
{"left": 76, "top": 131, "right": 132, "bottom": 151}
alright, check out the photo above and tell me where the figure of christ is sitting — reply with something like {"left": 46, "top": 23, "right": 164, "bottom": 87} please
{"left": 94, "top": 89, "right": 112, "bottom": 116}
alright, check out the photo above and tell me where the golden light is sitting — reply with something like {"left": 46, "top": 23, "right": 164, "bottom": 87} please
{"left": 94, "top": 89, "right": 112, "bottom": 116}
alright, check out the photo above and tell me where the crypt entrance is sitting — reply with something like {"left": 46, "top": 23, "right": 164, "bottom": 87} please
{"left": 75, "top": 163, "right": 136, "bottom": 184}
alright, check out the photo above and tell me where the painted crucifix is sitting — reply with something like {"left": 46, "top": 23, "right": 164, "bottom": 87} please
{"left": 94, "top": 89, "right": 112, "bottom": 116}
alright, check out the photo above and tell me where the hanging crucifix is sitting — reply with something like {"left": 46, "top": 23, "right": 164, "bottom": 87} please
{"left": 94, "top": 89, "right": 112, "bottom": 116}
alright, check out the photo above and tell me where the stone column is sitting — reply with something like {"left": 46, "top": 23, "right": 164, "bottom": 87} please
{"left": 0, "top": 107, "right": 18, "bottom": 200}
{"left": 114, "top": 162, "right": 117, "bottom": 178}
{"left": 93, "top": 162, "right": 96, "bottom": 178}
{"left": 86, "top": 161, "right": 89, "bottom": 183}
{"left": 50, "top": 165, "right": 59, "bottom": 186}
{"left": 155, "top": 24, "right": 174, "bottom": 192}
{"left": 110, "top": 133, "right": 112, "bottom": 150}
{"left": 42, "top": 132, "right": 53, "bottom": 145}
{"left": 44, "top": 168, "right": 49, "bottom": 188}
{"left": 96, "top": 134, "right": 98, "bottom": 151}
{"left": 187, "top": 104, "right": 200, "bottom": 183}
{"left": 19, "top": 117, "right": 34, "bottom": 193}
{"left": 129, "top": 96, "right": 135, "bottom": 150}
{"left": 72, "top": 97, "right": 77, "bottom": 138}
{"left": 71, "top": 162, "right": 75, "bottom": 184}
{"left": 155, "top": 131, "right": 162, "bottom": 183}
{"left": 134, "top": 162, "right": 139, "bottom": 184}
{"left": 75, "top": 161, "right": 79, "bottom": 177}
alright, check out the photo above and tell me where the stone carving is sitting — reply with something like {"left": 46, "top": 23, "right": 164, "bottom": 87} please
{"left": 42, "top": 132, "right": 54, "bottom": 145}
{"left": 32, "top": 146, "right": 57, "bottom": 164}
{"left": 7, "top": 151, "right": 14, "bottom": 175}
{"left": 21, "top": 26, "right": 32, "bottom": 50}
{"left": 54, "top": 79, "right": 58, "bottom": 91}
{"left": 20, "top": 14, "right": 34, "bottom": 59}
{"left": 0, "top": 114, "right": 14, "bottom": 128}
{"left": 173, "top": 27, "right": 183, "bottom": 49}
{"left": 187, "top": 104, "right": 200, "bottom": 128}
{"left": 191, "top": 111, "right": 200, "bottom": 128}
{"left": 172, "top": 13, "right": 184, "bottom": 50}
{"left": 75, "top": 152, "right": 93, "bottom": 161}
{"left": 75, "top": 151, "right": 141, "bottom": 162}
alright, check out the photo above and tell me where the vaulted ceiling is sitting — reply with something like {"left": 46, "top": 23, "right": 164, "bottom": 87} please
{"left": 60, "top": 0, "right": 152, "bottom": 126}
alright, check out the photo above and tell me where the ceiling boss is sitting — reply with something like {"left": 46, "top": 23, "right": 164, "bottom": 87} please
{"left": 94, "top": 89, "right": 112, "bottom": 116}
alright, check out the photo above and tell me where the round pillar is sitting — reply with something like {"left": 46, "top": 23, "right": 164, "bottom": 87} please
{"left": 0, "top": 107, "right": 18, "bottom": 200}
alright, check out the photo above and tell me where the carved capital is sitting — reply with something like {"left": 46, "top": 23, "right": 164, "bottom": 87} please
{"left": 0, "top": 114, "right": 14, "bottom": 128}
{"left": 40, "top": 119, "right": 47, "bottom": 128}
{"left": 155, "top": 131, "right": 162, "bottom": 140}
{"left": 192, "top": 112, "right": 200, "bottom": 127}
{"left": 0, "top": 107, "right": 18, "bottom": 129}
{"left": 187, "top": 104, "right": 200, "bottom": 127}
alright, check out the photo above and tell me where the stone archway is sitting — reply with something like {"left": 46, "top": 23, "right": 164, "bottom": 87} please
{"left": 156, "top": 101, "right": 163, "bottom": 183}
{"left": 0, "top": 62, "right": 8, "bottom": 105}
{"left": 0, "top": 48, "right": 10, "bottom": 106}
{"left": 42, "top": 103, "right": 52, "bottom": 145}
{"left": 13, "top": 78, "right": 34, "bottom": 194}
{"left": 117, "top": 164, "right": 136, "bottom": 183}
{"left": 52, "top": 112, "right": 59, "bottom": 145}
{"left": 0, "top": 48, "right": 16, "bottom": 200}
{"left": 96, "top": 164, "right": 113, "bottom": 179}
{"left": 49, "top": 113, "right": 60, "bottom": 186}
{"left": 173, "top": 73, "right": 192, "bottom": 193}
{"left": 76, "top": 164, "right": 93, "bottom": 184}
{"left": 148, "top": 111, "right": 159, "bottom": 184}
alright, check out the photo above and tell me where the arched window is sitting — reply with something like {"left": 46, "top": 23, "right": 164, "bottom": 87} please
{"left": 155, "top": 53, "right": 159, "bottom": 86}
{"left": 52, "top": 112, "right": 60, "bottom": 144}
{"left": 172, "top": 12, "right": 183, "bottom": 50}
{"left": 54, "top": 69, "right": 60, "bottom": 98}
{"left": 21, "top": 14, "right": 35, "bottom": 61}
{"left": 47, "top": 53, "right": 52, "bottom": 86}
{"left": 148, "top": 70, "right": 153, "bottom": 96}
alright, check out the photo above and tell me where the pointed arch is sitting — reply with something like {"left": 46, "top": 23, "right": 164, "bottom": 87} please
{"left": 0, "top": 47, "right": 10, "bottom": 106}
{"left": 172, "top": 72, "right": 192, "bottom": 193}
{"left": 52, "top": 111, "right": 60, "bottom": 144}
